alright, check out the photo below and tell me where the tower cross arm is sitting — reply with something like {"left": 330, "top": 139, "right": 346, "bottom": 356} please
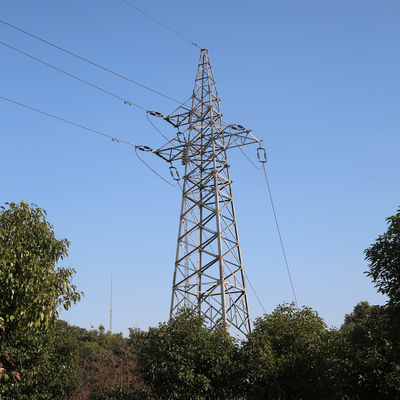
{"left": 218, "top": 123, "right": 261, "bottom": 149}
{"left": 154, "top": 124, "right": 262, "bottom": 163}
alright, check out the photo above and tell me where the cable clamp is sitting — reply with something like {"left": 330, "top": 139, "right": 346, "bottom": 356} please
{"left": 257, "top": 147, "right": 267, "bottom": 163}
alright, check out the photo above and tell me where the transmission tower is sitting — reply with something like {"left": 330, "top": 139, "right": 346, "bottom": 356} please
{"left": 154, "top": 49, "right": 263, "bottom": 336}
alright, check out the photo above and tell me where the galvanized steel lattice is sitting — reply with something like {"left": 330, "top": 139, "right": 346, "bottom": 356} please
{"left": 155, "top": 49, "right": 261, "bottom": 336}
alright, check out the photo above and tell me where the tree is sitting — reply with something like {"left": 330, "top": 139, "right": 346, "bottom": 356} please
{"left": 87, "top": 385, "right": 134, "bottom": 400}
{"left": 69, "top": 324, "right": 140, "bottom": 399}
{"left": 1, "top": 320, "right": 82, "bottom": 400}
{"left": 0, "top": 201, "right": 82, "bottom": 385}
{"left": 241, "top": 303, "right": 333, "bottom": 400}
{"left": 364, "top": 207, "right": 400, "bottom": 309}
{"left": 333, "top": 301, "right": 400, "bottom": 399}
{"left": 130, "top": 308, "right": 241, "bottom": 400}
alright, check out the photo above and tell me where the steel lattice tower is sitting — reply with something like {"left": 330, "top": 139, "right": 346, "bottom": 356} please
{"left": 154, "top": 49, "right": 262, "bottom": 336}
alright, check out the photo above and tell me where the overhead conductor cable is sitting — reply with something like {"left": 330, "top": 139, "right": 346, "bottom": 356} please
{"left": 0, "top": 19, "right": 182, "bottom": 104}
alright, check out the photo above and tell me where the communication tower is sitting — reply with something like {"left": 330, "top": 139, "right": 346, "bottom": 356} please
{"left": 110, "top": 272, "right": 112, "bottom": 332}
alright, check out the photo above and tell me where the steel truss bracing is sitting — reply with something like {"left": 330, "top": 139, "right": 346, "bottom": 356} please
{"left": 155, "top": 49, "right": 262, "bottom": 336}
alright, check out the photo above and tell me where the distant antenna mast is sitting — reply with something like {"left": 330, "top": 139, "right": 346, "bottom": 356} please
{"left": 110, "top": 272, "right": 112, "bottom": 332}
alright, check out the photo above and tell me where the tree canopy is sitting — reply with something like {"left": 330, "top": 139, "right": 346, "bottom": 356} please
{"left": 241, "top": 303, "right": 332, "bottom": 400}
{"left": 364, "top": 207, "right": 400, "bottom": 309}
{"left": 130, "top": 307, "right": 240, "bottom": 400}
{"left": 0, "top": 201, "right": 82, "bottom": 387}
{"left": 1, "top": 320, "right": 81, "bottom": 400}
{"left": 334, "top": 301, "right": 400, "bottom": 399}
{"left": 2, "top": 202, "right": 400, "bottom": 399}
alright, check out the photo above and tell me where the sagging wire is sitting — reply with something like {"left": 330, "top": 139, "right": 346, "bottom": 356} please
{"left": 134, "top": 147, "right": 179, "bottom": 187}
{"left": 146, "top": 111, "right": 169, "bottom": 141}
{"left": 244, "top": 270, "right": 267, "bottom": 315}
{"left": 0, "top": 19, "right": 182, "bottom": 105}
{"left": 0, "top": 40, "right": 193, "bottom": 130}
{"left": 238, "top": 142, "right": 298, "bottom": 307}
{"left": 0, "top": 95, "right": 137, "bottom": 147}
{"left": 238, "top": 146, "right": 262, "bottom": 170}
{"left": 259, "top": 158, "right": 299, "bottom": 308}
{"left": 1, "top": 94, "right": 179, "bottom": 187}
{"left": 228, "top": 126, "right": 263, "bottom": 170}
{"left": 0, "top": 40, "right": 148, "bottom": 112}
{"left": 231, "top": 144, "right": 268, "bottom": 313}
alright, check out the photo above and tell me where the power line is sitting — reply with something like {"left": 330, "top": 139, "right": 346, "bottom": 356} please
{"left": 238, "top": 145, "right": 263, "bottom": 170}
{"left": 121, "top": 0, "right": 201, "bottom": 49}
{"left": 0, "top": 40, "right": 148, "bottom": 111}
{"left": 2, "top": 14, "right": 293, "bottom": 311}
{"left": 0, "top": 19, "right": 182, "bottom": 104}
{"left": 244, "top": 271, "right": 266, "bottom": 314}
{"left": 0, "top": 95, "right": 179, "bottom": 186}
{"left": 262, "top": 164, "right": 298, "bottom": 308}
{"left": 238, "top": 145, "right": 299, "bottom": 308}
{"left": 135, "top": 147, "right": 178, "bottom": 187}
{"left": 146, "top": 111, "right": 169, "bottom": 141}
{"left": 0, "top": 95, "right": 137, "bottom": 146}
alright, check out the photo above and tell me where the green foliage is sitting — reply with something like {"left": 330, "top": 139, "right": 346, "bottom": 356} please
{"left": 0, "top": 201, "right": 82, "bottom": 345}
{"left": 2, "top": 202, "right": 400, "bottom": 399}
{"left": 87, "top": 384, "right": 135, "bottom": 400}
{"left": 0, "top": 201, "right": 82, "bottom": 396}
{"left": 365, "top": 207, "right": 400, "bottom": 309}
{"left": 130, "top": 308, "right": 240, "bottom": 400}
{"left": 332, "top": 302, "right": 400, "bottom": 399}
{"left": 1, "top": 319, "right": 81, "bottom": 399}
{"left": 242, "top": 303, "right": 333, "bottom": 400}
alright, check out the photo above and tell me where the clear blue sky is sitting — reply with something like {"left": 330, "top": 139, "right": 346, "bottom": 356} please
{"left": 1, "top": 0, "right": 399, "bottom": 335}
